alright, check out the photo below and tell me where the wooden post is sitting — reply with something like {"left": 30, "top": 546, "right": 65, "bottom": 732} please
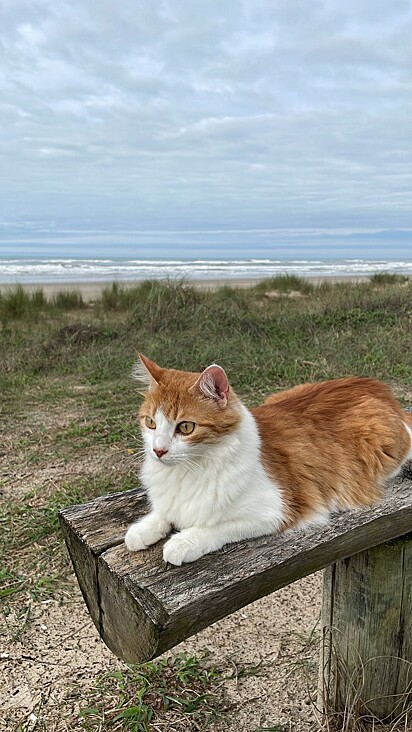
{"left": 321, "top": 533, "right": 412, "bottom": 723}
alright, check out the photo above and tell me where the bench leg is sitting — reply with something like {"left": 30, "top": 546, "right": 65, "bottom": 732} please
{"left": 320, "top": 534, "right": 412, "bottom": 723}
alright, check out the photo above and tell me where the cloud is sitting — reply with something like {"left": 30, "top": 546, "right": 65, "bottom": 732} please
{"left": 0, "top": 0, "right": 411, "bottom": 251}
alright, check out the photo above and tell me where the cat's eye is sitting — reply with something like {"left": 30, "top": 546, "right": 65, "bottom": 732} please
{"left": 176, "top": 421, "right": 195, "bottom": 435}
{"left": 145, "top": 416, "right": 156, "bottom": 429}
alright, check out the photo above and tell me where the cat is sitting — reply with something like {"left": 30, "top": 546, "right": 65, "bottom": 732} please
{"left": 125, "top": 353, "right": 412, "bottom": 566}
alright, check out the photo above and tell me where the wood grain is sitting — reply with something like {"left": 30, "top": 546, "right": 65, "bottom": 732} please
{"left": 60, "top": 465, "right": 412, "bottom": 664}
{"left": 321, "top": 533, "right": 412, "bottom": 721}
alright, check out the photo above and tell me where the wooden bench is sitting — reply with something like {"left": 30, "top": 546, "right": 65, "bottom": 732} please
{"left": 60, "top": 462, "right": 412, "bottom": 723}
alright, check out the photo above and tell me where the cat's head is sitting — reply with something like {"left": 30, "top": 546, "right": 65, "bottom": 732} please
{"left": 134, "top": 354, "right": 242, "bottom": 465}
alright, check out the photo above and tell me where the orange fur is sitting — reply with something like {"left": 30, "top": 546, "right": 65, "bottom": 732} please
{"left": 253, "top": 377, "right": 411, "bottom": 526}
{"left": 139, "top": 358, "right": 241, "bottom": 444}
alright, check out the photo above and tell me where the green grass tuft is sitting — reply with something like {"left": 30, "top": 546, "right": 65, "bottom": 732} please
{"left": 0, "top": 285, "right": 85, "bottom": 319}
{"left": 0, "top": 285, "right": 43, "bottom": 318}
{"left": 100, "top": 281, "right": 144, "bottom": 310}
{"left": 79, "top": 652, "right": 226, "bottom": 731}
{"left": 370, "top": 272, "right": 410, "bottom": 285}
{"left": 252, "top": 274, "right": 314, "bottom": 294}
{"left": 50, "top": 289, "right": 85, "bottom": 309}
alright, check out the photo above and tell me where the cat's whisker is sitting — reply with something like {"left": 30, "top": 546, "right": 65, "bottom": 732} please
{"left": 123, "top": 455, "right": 144, "bottom": 465}
{"left": 124, "top": 455, "right": 143, "bottom": 465}
{"left": 122, "top": 451, "right": 146, "bottom": 471}
{"left": 129, "top": 448, "right": 146, "bottom": 458}
{"left": 122, "top": 463, "right": 141, "bottom": 476}
{"left": 181, "top": 457, "right": 207, "bottom": 478}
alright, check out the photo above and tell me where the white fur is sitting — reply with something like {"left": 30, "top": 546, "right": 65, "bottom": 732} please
{"left": 385, "top": 422, "right": 412, "bottom": 481}
{"left": 197, "top": 365, "right": 221, "bottom": 400}
{"left": 403, "top": 422, "right": 412, "bottom": 460}
{"left": 131, "top": 360, "right": 153, "bottom": 388}
{"left": 125, "top": 405, "right": 285, "bottom": 565}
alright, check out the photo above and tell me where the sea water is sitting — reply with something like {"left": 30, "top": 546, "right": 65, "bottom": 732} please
{"left": 0, "top": 257, "right": 412, "bottom": 284}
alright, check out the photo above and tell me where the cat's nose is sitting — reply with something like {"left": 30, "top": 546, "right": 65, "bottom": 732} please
{"left": 153, "top": 447, "right": 168, "bottom": 459}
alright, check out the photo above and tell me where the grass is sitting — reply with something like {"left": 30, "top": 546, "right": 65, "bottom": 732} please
{"left": 0, "top": 284, "right": 46, "bottom": 318}
{"left": 252, "top": 273, "right": 315, "bottom": 294}
{"left": 370, "top": 272, "right": 410, "bottom": 285}
{"left": 51, "top": 289, "right": 85, "bottom": 309}
{"left": 79, "top": 652, "right": 226, "bottom": 731}
{"left": 0, "top": 284, "right": 85, "bottom": 319}
{"left": 317, "top": 628, "right": 412, "bottom": 732}
{"left": 1, "top": 274, "right": 412, "bottom": 730}
{"left": 5, "top": 276, "right": 412, "bottom": 405}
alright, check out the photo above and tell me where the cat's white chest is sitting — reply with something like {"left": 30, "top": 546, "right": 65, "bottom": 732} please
{"left": 141, "top": 459, "right": 221, "bottom": 529}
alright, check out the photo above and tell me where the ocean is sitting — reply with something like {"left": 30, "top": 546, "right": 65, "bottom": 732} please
{"left": 1, "top": 257, "right": 412, "bottom": 284}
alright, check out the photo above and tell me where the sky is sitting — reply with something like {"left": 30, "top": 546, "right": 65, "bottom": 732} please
{"left": 1, "top": 0, "right": 412, "bottom": 259}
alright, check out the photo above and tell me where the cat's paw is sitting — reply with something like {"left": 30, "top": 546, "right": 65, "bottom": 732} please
{"left": 162, "top": 530, "right": 209, "bottom": 565}
{"left": 125, "top": 515, "right": 170, "bottom": 552}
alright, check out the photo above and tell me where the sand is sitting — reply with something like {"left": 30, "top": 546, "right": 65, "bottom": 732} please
{"left": 0, "top": 274, "right": 373, "bottom": 301}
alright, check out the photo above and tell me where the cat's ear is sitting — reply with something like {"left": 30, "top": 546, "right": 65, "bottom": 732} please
{"left": 132, "top": 353, "right": 164, "bottom": 390}
{"left": 190, "top": 364, "right": 230, "bottom": 407}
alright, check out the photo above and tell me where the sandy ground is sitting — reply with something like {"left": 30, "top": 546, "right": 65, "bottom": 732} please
{"left": 0, "top": 275, "right": 374, "bottom": 301}
{"left": 1, "top": 572, "right": 322, "bottom": 731}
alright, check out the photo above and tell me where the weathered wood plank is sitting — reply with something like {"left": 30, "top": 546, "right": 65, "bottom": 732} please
{"left": 60, "top": 467, "right": 412, "bottom": 664}
{"left": 60, "top": 487, "right": 148, "bottom": 554}
{"left": 396, "top": 535, "right": 412, "bottom": 715}
{"left": 60, "top": 515, "right": 101, "bottom": 632}
{"left": 321, "top": 532, "right": 412, "bottom": 722}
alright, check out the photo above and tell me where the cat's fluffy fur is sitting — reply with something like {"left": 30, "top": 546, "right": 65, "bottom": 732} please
{"left": 125, "top": 354, "right": 412, "bottom": 565}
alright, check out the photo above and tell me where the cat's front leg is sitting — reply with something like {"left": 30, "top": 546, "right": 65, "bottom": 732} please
{"left": 163, "top": 526, "right": 228, "bottom": 565}
{"left": 125, "top": 513, "right": 171, "bottom": 552}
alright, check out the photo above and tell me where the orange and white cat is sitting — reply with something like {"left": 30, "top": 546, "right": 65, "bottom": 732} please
{"left": 125, "top": 354, "right": 412, "bottom": 565}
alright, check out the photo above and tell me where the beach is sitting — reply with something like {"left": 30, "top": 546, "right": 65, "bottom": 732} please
{"left": 0, "top": 273, "right": 377, "bottom": 300}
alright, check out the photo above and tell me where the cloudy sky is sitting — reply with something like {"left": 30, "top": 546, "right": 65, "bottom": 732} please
{"left": 1, "top": 0, "right": 412, "bottom": 258}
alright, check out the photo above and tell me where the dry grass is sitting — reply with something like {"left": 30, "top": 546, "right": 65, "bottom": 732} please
{"left": 315, "top": 627, "right": 412, "bottom": 732}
